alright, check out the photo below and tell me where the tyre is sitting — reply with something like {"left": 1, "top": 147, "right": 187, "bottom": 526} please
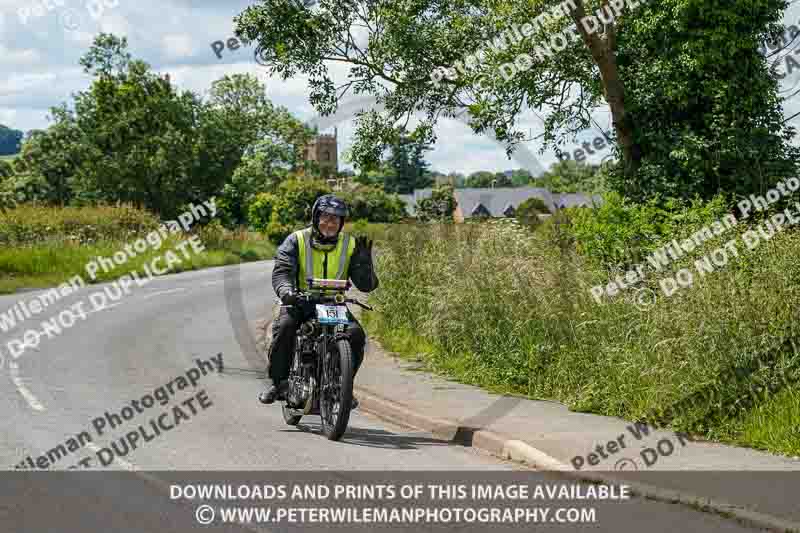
{"left": 282, "top": 404, "right": 302, "bottom": 426}
{"left": 320, "top": 339, "right": 353, "bottom": 441}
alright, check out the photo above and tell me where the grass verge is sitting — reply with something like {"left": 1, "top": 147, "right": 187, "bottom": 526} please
{"left": 362, "top": 220, "right": 800, "bottom": 458}
{"left": 0, "top": 237, "right": 275, "bottom": 294}
{"left": 0, "top": 205, "right": 275, "bottom": 294}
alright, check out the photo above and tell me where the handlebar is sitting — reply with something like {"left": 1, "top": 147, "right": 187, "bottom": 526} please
{"left": 294, "top": 292, "right": 374, "bottom": 311}
{"left": 277, "top": 279, "right": 373, "bottom": 311}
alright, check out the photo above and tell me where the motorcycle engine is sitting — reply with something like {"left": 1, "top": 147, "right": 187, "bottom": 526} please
{"left": 286, "top": 329, "right": 316, "bottom": 408}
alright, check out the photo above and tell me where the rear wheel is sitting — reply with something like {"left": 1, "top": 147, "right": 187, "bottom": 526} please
{"left": 320, "top": 339, "right": 353, "bottom": 441}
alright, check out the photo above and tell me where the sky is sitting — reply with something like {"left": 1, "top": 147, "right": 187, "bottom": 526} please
{"left": 0, "top": 0, "right": 798, "bottom": 177}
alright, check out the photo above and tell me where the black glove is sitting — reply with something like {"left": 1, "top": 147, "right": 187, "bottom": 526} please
{"left": 354, "top": 236, "right": 374, "bottom": 261}
{"left": 280, "top": 290, "right": 298, "bottom": 306}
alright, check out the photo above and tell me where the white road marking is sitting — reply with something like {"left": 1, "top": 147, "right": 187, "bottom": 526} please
{"left": 143, "top": 288, "right": 187, "bottom": 299}
{"left": 9, "top": 363, "right": 45, "bottom": 411}
{"left": 86, "top": 442, "right": 135, "bottom": 471}
{"left": 201, "top": 280, "right": 223, "bottom": 286}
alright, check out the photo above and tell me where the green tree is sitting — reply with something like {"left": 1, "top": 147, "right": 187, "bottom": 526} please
{"left": 464, "top": 171, "right": 494, "bottom": 188}
{"left": 261, "top": 178, "right": 332, "bottom": 243}
{"left": 532, "top": 160, "right": 607, "bottom": 194}
{"left": 0, "top": 125, "right": 23, "bottom": 155}
{"left": 247, "top": 192, "right": 277, "bottom": 232}
{"left": 198, "top": 74, "right": 314, "bottom": 200}
{"left": 209, "top": 75, "right": 315, "bottom": 227}
{"left": 510, "top": 169, "right": 533, "bottom": 187}
{"left": 464, "top": 171, "right": 513, "bottom": 188}
{"left": 0, "top": 171, "right": 52, "bottom": 205}
{"left": 234, "top": 0, "right": 798, "bottom": 201}
{"left": 0, "top": 159, "right": 13, "bottom": 179}
{"left": 217, "top": 149, "right": 285, "bottom": 228}
{"left": 449, "top": 172, "right": 466, "bottom": 188}
{"left": 66, "top": 34, "right": 206, "bottom": 217}
{"left": 13, "top": 108, "right": 84, "bottom": 205}
{"left": 384, "top": 133, "right": 433, "bottom": 194}
{"left": 340, "top": 185, "right": 407, "bottom": 223}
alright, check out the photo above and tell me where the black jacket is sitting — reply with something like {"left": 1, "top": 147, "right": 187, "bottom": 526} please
{"left": 272, "top": 228, "right": 379, "bottom": 299}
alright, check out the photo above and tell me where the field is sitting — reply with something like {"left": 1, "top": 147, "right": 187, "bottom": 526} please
{"left": 0, "top": 204, "right": 275, "bottom": 294}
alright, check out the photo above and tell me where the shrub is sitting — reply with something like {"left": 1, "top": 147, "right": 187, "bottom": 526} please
{"left": 195, "top": 219, "right": 226, "bottom": 249}
{"left": 416, "top": 185, "right": 456, "bottom": 222}
{"left": 0, "top": 204, "right": 160, "bottom": 246}
{"left": 250, "top": 178, "right": 332, "bottom": 244}
{"left": 0, "top": 159, "right": 13, "bottom": 178}
{"left": 515, "top": 197, "right": 551, "bottom": 229}
{"left": 265, "top": 214, "right": 304, "bottom": 244}
{"left": 0, "top": 172, "right": 53, "bottom": 205}
{"left": 340, "top": 185, "right": 406, "bottom": 223}
{"left": 248, "top": 192, "right": 277, "bottom": 233}
{"left": 350, "top": 218, "right": 369, "bottom": 237}
{"left": 517, "top": 197, "right": 550, "bottom": 215}
{"left": 271, "top": 179, "right": 331, "bottom": 225}
{"left": 565, "top": 192, "right": 729, "bottom": 270}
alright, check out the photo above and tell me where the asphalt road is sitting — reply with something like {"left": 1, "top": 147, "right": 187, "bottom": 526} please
{"left": 0, "top": 261, "right": 761, "bottom": 532}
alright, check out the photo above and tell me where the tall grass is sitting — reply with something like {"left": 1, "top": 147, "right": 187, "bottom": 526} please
{"left": 366, "top": 218, "right": 800, "bottom": 455}
{"left": 0, "top": 205, "right": 275, "bottom": 293}
{"left": 0, "top": 204, "right": 160, "bottom": 246}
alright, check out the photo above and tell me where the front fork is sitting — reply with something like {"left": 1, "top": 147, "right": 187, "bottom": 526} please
{"left": 319, "top": 324, "right": 349, "bottom": 397}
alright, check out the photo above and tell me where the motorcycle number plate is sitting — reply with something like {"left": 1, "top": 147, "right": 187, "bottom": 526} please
{"left": 316, "top": 304, "right": 349, "bottom": 324}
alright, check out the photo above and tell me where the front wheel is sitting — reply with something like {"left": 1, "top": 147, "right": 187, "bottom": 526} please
{"left": 320, "top": 339, "right": 353, "bottom": 441}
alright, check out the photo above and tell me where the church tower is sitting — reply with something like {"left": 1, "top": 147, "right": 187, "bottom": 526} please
{"left": 302, "top": 127, "right": 338, "bottom": 178}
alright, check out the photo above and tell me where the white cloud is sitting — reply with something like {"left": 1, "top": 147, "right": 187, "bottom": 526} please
{"left": 0, "top": 71, "right": 56, "bottom": 95}
{"left": 0, "top": 43, "right": 40, "bottom": 65}
{"left": 162, "top": 33, "right": 193, "bottom": 60}
{"left": 64, "top": 29, "right": 95, "bottom": 47}
{"left": 97, "top": 12, "right": 131, "bottom": 36}
{"left": 0, "top": 107, "right": 17, "bottom": 124}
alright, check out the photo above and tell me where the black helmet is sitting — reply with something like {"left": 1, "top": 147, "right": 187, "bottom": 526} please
{"left": 311, "top": 194, "right": 349, "bottom": 246}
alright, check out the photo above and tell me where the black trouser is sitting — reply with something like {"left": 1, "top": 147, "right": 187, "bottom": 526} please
{"left": 267, "top": 303, "right": 366, "bottom": 386}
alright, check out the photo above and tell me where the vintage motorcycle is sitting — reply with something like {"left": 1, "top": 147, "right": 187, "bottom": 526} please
{"left": 280, "top": 278, "right": 372, "bottom": 441}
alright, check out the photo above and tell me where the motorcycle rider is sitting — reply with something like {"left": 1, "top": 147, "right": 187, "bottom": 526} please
{"left": 258, "top": 194, "right": 379, "bottom": 407}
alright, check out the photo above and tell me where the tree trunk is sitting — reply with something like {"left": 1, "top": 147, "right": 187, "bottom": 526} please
{"left": 570, "top": 0, "right": 641, "bottom": 187}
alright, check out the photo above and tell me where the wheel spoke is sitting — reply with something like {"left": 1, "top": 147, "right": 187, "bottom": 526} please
{"left": 321, "top": 345, "right": 343, "bottom": 429}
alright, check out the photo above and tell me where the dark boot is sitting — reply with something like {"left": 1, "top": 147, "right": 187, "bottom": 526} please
{"left": 258, "top": 380, "right": 288, "bottom": 404}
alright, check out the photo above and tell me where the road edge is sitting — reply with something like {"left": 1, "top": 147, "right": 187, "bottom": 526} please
{"left": 354, "top": 385, "right": 800, "bottom": 533}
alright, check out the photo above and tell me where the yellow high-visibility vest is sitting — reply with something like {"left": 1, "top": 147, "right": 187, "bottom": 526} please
{"left": 295, "top": 228, "right": 356, "bottom": 291}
